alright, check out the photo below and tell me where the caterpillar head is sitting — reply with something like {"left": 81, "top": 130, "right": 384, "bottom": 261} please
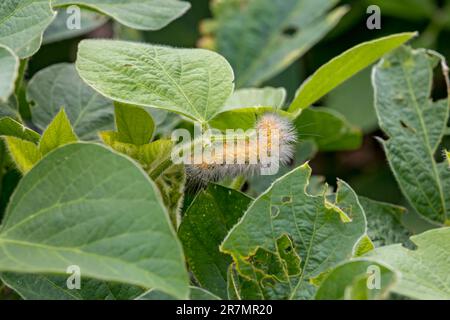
{"left": 255, "top": 113, "right": 297, "bottom": 166}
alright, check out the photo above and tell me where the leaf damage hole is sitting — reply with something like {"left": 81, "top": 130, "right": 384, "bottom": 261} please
{"left": 271, "top": 205, "right": 280, "bottom": 218}
{"left": 282, "top": 26, "right": 299, "bottom": 37}
{"left": 399, "top": 120, "right": 416, "bottom": 134}
{"left": 401, "top": 239, "right": 417, "bottom": 250}
{"left": 282, "top": 196, "right": 292, "bottom": 204}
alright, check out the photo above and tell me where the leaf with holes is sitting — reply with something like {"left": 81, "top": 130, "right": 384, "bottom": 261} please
{"left": 373, "top": 46, "right": 450, "bottom": 225}
{"left": 221, "top": 163, "right": 368, "bottom": 299}
{"left": 206, "top": 0, "right": 347, "bottom": 88}
{"left": 358, "top": 197, "right": 411, "bottom": 247}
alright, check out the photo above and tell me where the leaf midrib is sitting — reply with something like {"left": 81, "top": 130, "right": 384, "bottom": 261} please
{"left": 79, "top": 45, "right": 205, "bottom": 122}
{"left": 400, "top": 61, "right": 447, "bottom": 220}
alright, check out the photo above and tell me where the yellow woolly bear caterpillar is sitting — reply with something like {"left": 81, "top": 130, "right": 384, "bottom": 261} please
{"left": 185, "top": 113, "right": 297, "bottom": 185}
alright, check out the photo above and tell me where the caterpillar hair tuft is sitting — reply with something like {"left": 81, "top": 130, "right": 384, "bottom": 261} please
{"left": 185, "top": 113, "right": 297, "bottom": 186}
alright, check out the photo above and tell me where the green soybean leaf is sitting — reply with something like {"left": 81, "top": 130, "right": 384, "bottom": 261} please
{"left": 223, "top": 87, "right": 287, "bottom": 111}
{"left": 210, "top": 107, "right": 292, "bottom": 131}
{"left": 209, "top": 87, "right": 289, "bottom": 130}
{"left": 43, "top": 9, "right": 107, "bottom": 44}
{"left": 0, "top": 143, "right": 189, "bottom": 299}
{"left": 154, "top": 164, "right": 185, "bottom": 229}
{"left": 4, "top": 136, "right": 40, "bottom": 173}
{"left": 39, "top": 109, "right": 77, "bottom": 156}
{"left": 358, "top": 197, "right": 411, "bottom": 247}
{"left": 178, "top": 184, "right": 252, "bottom": 299}
{"left": 100, "top": 132, "right": 172, "bottom": 176}
{"left": 367, "top": 227, "right": 450, "bottom": 300}
{"left": 0, "top": 117, "right": 40, "bottom": 143}
{"left": 5, "top": 109, "right": 77, "bottom": 173}
{"left": 294, "top": 108, "right": 362, "bottom": 151}
{"left": 137, "top": 286, "right": 220, "bottom": 300}
{"left": 76, "top": 40, "right": 234, "bottom": 123}
{"left": 209, "top": 0, "right": 348, "bottom": 87}
{"left": 0, "top": 273, "right": 144, "bottom": 300}
{"left": 0, "top": 96, "right": 19, "bottom": 119}
{"left": 373, "top": 46, "right": 450, "bottom": 224}
{"left": 446, "top": 150, "right": 450, "bottom": 166}
{"left": 114, "top": 102, "right": 154, "bottom": 145}
{"left": 0, "top": 45, "right": 19, "bottom": 102}
{"left": 226, "top": 264, "right": 257, "bottom": 299}
{"left": 53, "top": 0, "right": 190, "bottom": 31}
{"left": 0, "top": 0, "right": 55, "bottom": 58}
{"left": 289, "top": 33, "right": 417, "bottom": 114}
{"left": 100, "top": 129, "right": 184, "bottom": 228}
{"left": 188, "top": 287, "right": 221, "bottom": 300}
{"left": 353, "top": 234, "right": 375, "bottom": 257}
{"left": 315, "top": 259, "right": 399, "bottom": 300}
{"left": 27, "top": 63, "right": 114, "bottom": 141}
{"left": 221, "top": 164, "right": 368, "bottom": 299}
